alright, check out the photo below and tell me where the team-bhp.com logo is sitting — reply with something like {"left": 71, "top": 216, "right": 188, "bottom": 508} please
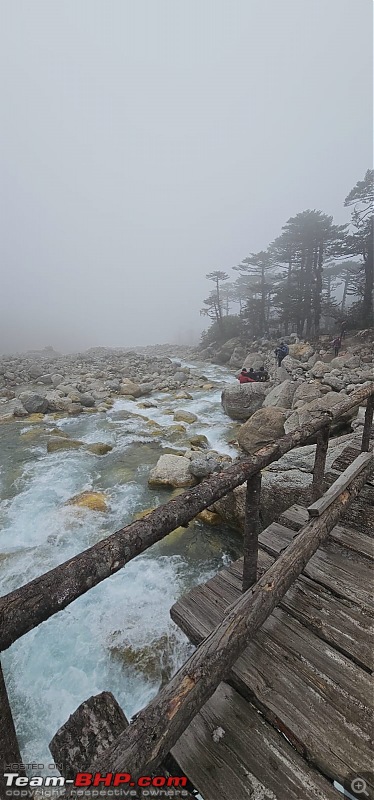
{"left": 4, "top": 772, "right": 188, "bottom": 793}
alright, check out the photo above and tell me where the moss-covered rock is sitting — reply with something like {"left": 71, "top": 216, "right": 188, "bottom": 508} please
{"left": 86, "top": 442, "right": 113, "bottom": 455}
{"left": 47, "top": 437, "right": 84, "bottom": 453}
{"left": 66, "top": 491, "right": 108, "bottom": 512}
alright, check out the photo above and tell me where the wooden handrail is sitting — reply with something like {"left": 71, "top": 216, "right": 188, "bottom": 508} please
{"left": 84, "top": 454, "right": 373, "bottom": 781}
{"left": 0, "top": 383, "right": 372, "bottom": 652}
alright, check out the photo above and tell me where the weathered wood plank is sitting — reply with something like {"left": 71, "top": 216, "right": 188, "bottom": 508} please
{"left": 307, "top": 452, "right": 372, "bottom": 516}
{"left": 172, "top": 683, "right": 340, "bottom": 800}
{"left": 86, "top": 461, "right": 372, "bottom": 780}
{"left": 172, "top": 587, "right": 374, "bottom": 789}
{"left": 172, "top": 554, "right": 374, "bottom": 671}
{"left": 280, "top": 506, "right": 374, "bottom": 559}
{"left": 260, "top": 516, "right": 373, "bottom": 608}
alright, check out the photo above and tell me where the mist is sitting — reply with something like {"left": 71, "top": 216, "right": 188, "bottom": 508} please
{"left": 0, "top": 0, "right": 372, "bottom": 353}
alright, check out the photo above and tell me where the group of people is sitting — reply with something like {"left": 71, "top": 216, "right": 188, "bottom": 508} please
{"left": 238, "top": 321, "right": 348, "bottom": 385}
{"left": 238, "top": 366, "right": 269, "bottom": 383}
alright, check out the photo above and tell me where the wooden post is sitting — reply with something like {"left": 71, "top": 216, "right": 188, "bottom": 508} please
{"left": 361, "top": 394, "right": 374, "bottom": 452}
{"left": 242, "top": 473, "right": 261, "bottom": 592}
{"left": 312, "top": 423, "right": 330, "bottom": 500}
{"left": 0, "top": 661, "right": 24, "bottom": 798}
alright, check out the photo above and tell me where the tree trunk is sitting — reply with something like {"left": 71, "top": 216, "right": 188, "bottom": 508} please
{"left": 363, "top": 218, "right": 373, "bottom": 326}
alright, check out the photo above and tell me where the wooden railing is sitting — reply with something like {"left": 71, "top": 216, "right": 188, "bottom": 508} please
{"left": 0, "top": 383, "right": 373, "bottom": 790}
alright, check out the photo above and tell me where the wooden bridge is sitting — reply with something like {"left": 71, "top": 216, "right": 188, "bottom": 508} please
{"left": 0, "top": 384, "right": 373, "bottom": 799}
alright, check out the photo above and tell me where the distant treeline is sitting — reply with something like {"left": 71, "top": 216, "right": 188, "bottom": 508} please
{"left": 200, "top": 169, "right": 373, "bottom": 344}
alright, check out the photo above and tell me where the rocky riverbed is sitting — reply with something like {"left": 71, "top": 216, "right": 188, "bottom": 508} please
{"left": 0, "top": 330, "right": 372, "bottom": 771}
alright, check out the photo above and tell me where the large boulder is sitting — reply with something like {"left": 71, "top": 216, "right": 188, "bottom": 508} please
{"left": 238, "top": 407, "right": 287, "bottom": 453}
{"left": 148, "top": 455, "right": 197, "bottom": 488}
{"left": 281, "top": 354, "right": 306, "bottom": 373}
{"left": 263, "top": 380, "right": 298, "bottom": 409}
{"left": 213, "top": 338, "right": 241, "bottom": 364}
{"left": 221, "top": 383, "right": 267, "bottom": 421}
{"left": 288, "top": 342, "right": 315, "bottom": 361}
{"left": 284, "top": 391, "right": 357, "bottom": 434}
{"left": 120, "top": 380, "right": 142, "bottom": 398}
{"left": 292, "top": 381, "right": 322, "bottom": 407}
{"left": 310, "top": 360, "right": 332, "bottom": 379}
{"left": 18, "top": 391, "right": 48, "bottom": 414}
{"left": 242, "top": 352, "right": 263, "bottom": 370}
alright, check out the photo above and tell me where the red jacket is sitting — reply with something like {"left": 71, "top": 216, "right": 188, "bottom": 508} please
{"left": 238, "top": 373, "right": 255, "bottom": 383}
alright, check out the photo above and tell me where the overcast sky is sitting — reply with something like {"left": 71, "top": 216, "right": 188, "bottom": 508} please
{"left": 0, "top": 0, "right": 372, "bottom": 352}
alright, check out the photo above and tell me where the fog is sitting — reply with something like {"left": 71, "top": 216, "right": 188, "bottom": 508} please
{"left": 0, "top": 0, "right": 372, "bottom": 353}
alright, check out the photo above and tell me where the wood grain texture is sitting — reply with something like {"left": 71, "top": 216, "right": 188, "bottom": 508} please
{"left": 172, "top": 682, "right": 340, "bottom": 800}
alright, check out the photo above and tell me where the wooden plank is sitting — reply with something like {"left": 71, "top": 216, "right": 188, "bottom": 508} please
{"left": 172, "top": 590, "right": 374, "bottom": 790}
{"left": 280, "top": 507, "right": 374, "bottom": 560}
{"left": 172, "top": 556, "right": 374, "bottom": 671}
{"left": 307, "top": 452, "right": 372, "bottom": 517}
{"left": 172, "top": 683, "right": 340, "bottom": 800}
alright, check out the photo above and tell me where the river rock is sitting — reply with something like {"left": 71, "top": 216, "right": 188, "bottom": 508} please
{"left": 67, "top": 491, "right": 108, "bottom": 512}
{"left": 173, "top": 410, "right": 198, "bottom": 424}
{"left": 148, "top": 455, "right": 197, "bottom": 488}
{"left": 238, "top": 407, "right": 287, "bottom": 453}
{"left": 86, "top": 442, "right": 113, "bottom": 455}
{"left": 120, "top": 380, "right": 142, "bottom": 397}
{"left": 47, "top": 437, "right": 84, "bottom": 453}
{"left": 263, "top": 380, "right": 298, "bottom": 409}
{"left": 221, "top": 383, "right": 267, "bottom": 421}
{"left": 18, "top": 391, "right": 49, "bottom": 414}
{"left": 188, "top": 454, "right": 223, "bottom": 478}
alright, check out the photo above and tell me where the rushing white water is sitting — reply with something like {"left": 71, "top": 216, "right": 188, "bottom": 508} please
{"left": 0, "top": 359, "right": 242, "bottom": 771}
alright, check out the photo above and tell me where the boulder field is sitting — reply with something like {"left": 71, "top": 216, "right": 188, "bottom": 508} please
{"left": 0, "top": 344, "right": 204, "bottom": 422}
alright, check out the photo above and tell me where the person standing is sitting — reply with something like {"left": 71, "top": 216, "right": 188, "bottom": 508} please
{"left": 340, "top": 320, "right": 347, "bottom": 340}
{"left": 275, "top": 342, "right": 289, "bottom": 368}
{"left": 332, "top": 336, "right": 341, "bottom": 357}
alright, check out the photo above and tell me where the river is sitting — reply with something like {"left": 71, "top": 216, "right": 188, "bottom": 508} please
{"left": 0, "top": 359, "right": 243, "bottom": 769}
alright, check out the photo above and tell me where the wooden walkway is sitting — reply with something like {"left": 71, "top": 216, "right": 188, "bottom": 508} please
{"left": 170, "top": 446, "right": 374, "bottom": 800}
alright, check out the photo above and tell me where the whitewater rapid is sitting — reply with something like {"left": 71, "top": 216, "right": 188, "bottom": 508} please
{"left": 0, "top": 360, "right": 241, "bottom": 770}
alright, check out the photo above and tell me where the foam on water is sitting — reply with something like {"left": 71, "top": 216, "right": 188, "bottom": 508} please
{"left": 0, "top": 361, "right": 240, "bottom": 772}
